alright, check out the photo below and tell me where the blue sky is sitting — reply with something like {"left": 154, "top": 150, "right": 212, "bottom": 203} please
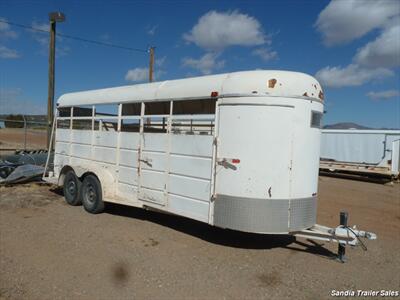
{"left": 0, "top": 0, "right": 399, "bottom": 128}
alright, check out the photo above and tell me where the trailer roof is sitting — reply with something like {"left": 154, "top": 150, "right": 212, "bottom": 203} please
{"left": 57, "top": 70, "right": 324, "bottom": 107}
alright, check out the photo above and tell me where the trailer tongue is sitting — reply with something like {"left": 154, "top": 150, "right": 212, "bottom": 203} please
{"left": 292, "top": 211, "right": 377, "bottom": 262}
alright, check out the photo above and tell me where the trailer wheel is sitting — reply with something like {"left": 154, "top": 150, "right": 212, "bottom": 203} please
{"left": 81, "top": 174, "right": 104, "bottom": 214}
{"left": 63, "top": 171, "right": 82, "bottom": 206}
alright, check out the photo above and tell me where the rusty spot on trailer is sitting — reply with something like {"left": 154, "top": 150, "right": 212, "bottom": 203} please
{"left": 268, "top": 79, "right": 277, "bottom": 88}
{"left": 319, "top": 90, "right": 324, "bottom": 100}
{"left": 303, "top": 92, "right": 308, "bottom": 97}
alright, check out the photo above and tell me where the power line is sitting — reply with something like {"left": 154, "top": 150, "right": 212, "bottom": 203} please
{"left": 0, "top": 19, "right": 148, "bottom": 53}
{"left": 57, "top": 32, "right": 148, "bottom": 53}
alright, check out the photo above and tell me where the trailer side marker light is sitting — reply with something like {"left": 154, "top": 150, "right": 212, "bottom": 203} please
{"left": 211, "top": 91, "right": 219, "bottom": 97}
{"left": 232, "top": 159, "right": 240, "bottom": 164}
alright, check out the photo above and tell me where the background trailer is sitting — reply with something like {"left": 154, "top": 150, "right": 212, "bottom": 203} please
{"left": 320, "top": 129, "right": 400, "bottom": 179}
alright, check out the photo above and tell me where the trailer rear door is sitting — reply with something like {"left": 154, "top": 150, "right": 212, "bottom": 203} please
{"left": 215, "top": 103, "right": 294, "bottom": 199}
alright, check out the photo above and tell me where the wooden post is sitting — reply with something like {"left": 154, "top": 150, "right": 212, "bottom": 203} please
{"left": 47, "top": 20, "right": 56, "bottom": 150}
{"left": 149, "top": 46, "right": 155, "bottom": 82}
{"left": 47, "top": 12, "right": 65, "bottom": 150}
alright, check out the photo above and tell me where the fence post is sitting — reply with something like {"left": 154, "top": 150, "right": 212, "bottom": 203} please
{"left": 23, "top": 115, "right": 27, "bottom": 151}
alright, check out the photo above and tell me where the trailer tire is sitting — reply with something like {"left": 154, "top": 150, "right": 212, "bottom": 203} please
{"left": 63, "top": 171, "right": 82, "bottom": 206}
{"left": 81, "top": 174, "right": 104, "bottom": 214}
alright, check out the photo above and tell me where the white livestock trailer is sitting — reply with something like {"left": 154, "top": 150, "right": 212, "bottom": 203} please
{"left": 44, "top": 70, "right": 376, "bottom": 261}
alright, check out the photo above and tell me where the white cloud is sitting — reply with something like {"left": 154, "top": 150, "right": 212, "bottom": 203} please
{"left": 0, "top": 17, "right": 18, "bottom": 39}
{"left": 0, "top": 45, "right": 19, "bottom": 58}
{"left": 28, "top": 21, "right": 70, "bottom": 56}
{"left": 183, "top": 10, "right": 266, "bottom": 51}
{"left": 367, "top": 90, "right": 399, "bottom": 100}
{"left": 315, "top": 64, "right": 393, "bottom": 88}
{"left": 315, "top": 0, "right": 399, "bottom": 46}
{"left": 355, "top": 22, "right": 400, "bottom": 68}
{"left": 125, "top": 68, "right": 149, "bottom": 82}
{"left": 155, "top": 56, "right": 166, "bottom": 67}
{"left": 252, "top": 47, "right": 277, "bottom": 62}
{"left": 125, "top": 67, "right": 165, "bottom": 82}
{"left": 0, "top": 19, "right": 19, "bottom": 59}
{"left": 315, "top": 1, "right": 399, "bottom": 89}
{"left": 29, "top": 21, "right": 49, "bottom": 46}
{"left": 31, "top": 21, "right": 49, "bottom": 32}
{"left": 182, "top": 53, "right": 225, "bottom": 75}
{"left": 147, "top": 25, "right": 157, "bottom": 36}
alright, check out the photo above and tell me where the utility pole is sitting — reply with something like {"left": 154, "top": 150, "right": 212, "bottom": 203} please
{"left": 148, "top": 46, "right": 155, "bottom": 82}
{"left": 47, "top": 12, "right": 65, "bottom": 150}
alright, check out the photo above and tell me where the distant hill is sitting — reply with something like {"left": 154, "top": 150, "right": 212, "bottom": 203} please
{"left": 323, "top": 122, "right": 399, "bottom": 130}
{"left": 323, "top": 122, "right": 371, "bottom": 129}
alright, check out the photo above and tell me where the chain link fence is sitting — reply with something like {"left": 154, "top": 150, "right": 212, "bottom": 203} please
{"left": 0, "top": 116, "right": 48, "bottom": 154}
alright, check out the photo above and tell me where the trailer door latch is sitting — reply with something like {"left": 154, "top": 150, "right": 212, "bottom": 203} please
{"left": 217, "top": 158, "right": 240, "bottom": 170}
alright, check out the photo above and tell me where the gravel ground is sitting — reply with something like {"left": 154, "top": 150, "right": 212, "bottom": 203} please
{"left": 0, "top": 177, "right": 399, "bottom": 300}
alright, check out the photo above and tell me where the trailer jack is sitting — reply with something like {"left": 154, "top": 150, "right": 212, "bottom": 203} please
{"left": 291, "top": 211, "right": 377, "bottom": 263}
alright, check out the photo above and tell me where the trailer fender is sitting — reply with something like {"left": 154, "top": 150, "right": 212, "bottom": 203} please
{"left": 59, "top": 165, "right": 116, "bottom": 199}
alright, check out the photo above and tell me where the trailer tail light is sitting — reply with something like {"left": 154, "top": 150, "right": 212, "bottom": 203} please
{"left": 211, "top": 91, "right": 219, "bottom": 97}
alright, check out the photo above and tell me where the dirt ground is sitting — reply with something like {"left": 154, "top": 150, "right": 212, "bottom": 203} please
{"left": 0, "top": 128, "right": 47, "bottom": 151}
{"left": 0, "top": 177, "right": 399, "bottom": 300}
